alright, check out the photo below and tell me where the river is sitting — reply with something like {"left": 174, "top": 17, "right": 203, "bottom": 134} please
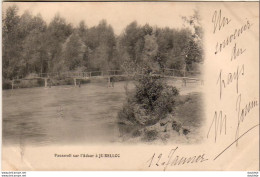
{"left": 2, "top": 80, "right": 202, "bottom": 146}
{"left": 2, "top": 82, "right": 136, "bottom": 146}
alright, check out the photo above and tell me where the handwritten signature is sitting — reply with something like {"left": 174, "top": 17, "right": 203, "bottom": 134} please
{"left": 207, "top": 111, "right": 227, "bottom": 142}
{"left": 214, "top": 124, "right": 259, "bottom": 160}
{"left": 207, "top": 94, "right": 258, "bottom": 160}
{"left": 235, "top": 94, "right": 258, "bottom": 146}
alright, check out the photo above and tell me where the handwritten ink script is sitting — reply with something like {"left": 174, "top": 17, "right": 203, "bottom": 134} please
{"left": 145, "top": 8, "right": 258, "bottom": 170}
{"left": 207, "top": 9, "right": 258, "bottom": 161}
{"left": 207, "top": 111, "right": 227, "bottom": 142}
{"left": 212, "top": 9, "right": 231, "bottom": 34}
{"left": 147, "top": 147, "right": 208, "bottom": 171}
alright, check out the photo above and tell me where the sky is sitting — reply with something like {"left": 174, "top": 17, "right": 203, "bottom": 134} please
{"left": 3, "top": 2, "right": 197, "bottom": 35}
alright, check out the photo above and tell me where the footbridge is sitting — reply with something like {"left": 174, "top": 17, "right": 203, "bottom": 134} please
{"left": 10, "top": 69, "right": 203, "bottom": 89}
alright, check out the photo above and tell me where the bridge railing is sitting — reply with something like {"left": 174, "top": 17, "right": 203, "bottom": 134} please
{"left": 63, "top": 72, "right": 90, "bottom": 78}
{"left": 38, "top": 73, "right": 48, "bottom": 78}
{"left": 89, "top": 71, "right": 103, "bottom": 77}
{"left": 163, "top": 69, "right": 185, "bottom": 77}
{"left": 37, "top": 69, "right": 201, "bottom": 79}
{"left": 107, "top": 70, "right": 124, "bottom": 76}
{"left": 184, "top": 70, "right": 201, "bottom": 78}
{"left": 162, "top": 69, "right": 201, "bottom": 78}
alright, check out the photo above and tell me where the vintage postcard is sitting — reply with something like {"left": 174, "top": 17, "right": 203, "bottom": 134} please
{"left": 1, "top": 1, "right": 259, "bottom": 171}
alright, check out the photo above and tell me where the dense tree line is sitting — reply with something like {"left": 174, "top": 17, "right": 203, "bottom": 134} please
{"left": 2, "top": 5, "right": 203, "bottom": 80}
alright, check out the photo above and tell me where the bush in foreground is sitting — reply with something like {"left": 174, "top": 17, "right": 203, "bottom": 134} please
{"left": 118, "top": 74, "right": 179, "bottom": 139}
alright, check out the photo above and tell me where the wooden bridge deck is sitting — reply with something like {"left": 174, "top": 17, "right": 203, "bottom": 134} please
{"left": 10, "top": 69, "right": 203, "bottom": 89}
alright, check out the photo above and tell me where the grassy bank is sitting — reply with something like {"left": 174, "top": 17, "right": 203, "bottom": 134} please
{"left": 174, "top": 92, "right": 204, "bottom": 131}
{"left": 118, "top": 91, "right": 204, "bottom": 144}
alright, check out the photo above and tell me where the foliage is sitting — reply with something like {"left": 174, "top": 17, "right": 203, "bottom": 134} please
{"left": 2, "top": 6, "right": 203, "bottom": 83}
{"left": 143, "top": 129, "right": 158, "bottom": 142}
{"left": 118, "top": 74, "right": 179, "bottom": 128}
{"left": 62, "top": 32, "right": 86, "bottom": 71}
{"left": 135, "top": 75, "right": 179, "bottom": 116}
{"left": 182, "top": 10, "right": 204, "bottom": 70}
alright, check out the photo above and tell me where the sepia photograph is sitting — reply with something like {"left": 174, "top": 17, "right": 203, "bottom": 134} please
{"left": 2, "top": 2, "right": 204, "bottom": 146}
{"left": 1, "top": 1, "right": 259, "bottom": 172}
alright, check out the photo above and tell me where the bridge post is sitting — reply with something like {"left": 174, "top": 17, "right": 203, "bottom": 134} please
{"left": 11, "top": 80, "right": 14, "bottom": 90}
{"left": 182, "top": 79, "right": 187, "bottom": 87}
{"left": 107, "top": 76, "right": 110, "bottom": 87}
{"left": 74, "top": 78, "right": 77, "bottom": 87}
{"left": 44, "top": 78, "right": 48, "bottom": 88}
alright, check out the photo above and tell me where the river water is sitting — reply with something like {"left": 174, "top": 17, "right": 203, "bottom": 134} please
{"left": 2, "top": 82, "right": 136, "bottom": 146}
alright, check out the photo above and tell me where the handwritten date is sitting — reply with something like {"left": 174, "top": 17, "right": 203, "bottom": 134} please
{"left": 147, "top": 147, "right": 208, "bottom": 171}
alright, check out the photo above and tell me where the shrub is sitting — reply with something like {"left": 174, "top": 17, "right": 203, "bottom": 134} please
{"left": 2, "top": 79, "right": 12, "bottom": 89}
{"left": 62, "top": 78, "right": 74, "bottom": 85}
{"left": 118, "top": 73, "right": 179, "bottom": 138}
{"left": 18, "top": 80, "right": 41, "bottom": 88}
{"left": 143, "top": 129, "right": 158, "bottom": 141}
{"left": 36, "top": 78, "right": 45, "bottom": 86}
{"left": 132, "top": 129, "right": 142, "bottom": 137}
{"left": 134, "top": 74, "right": 179, "bottom": 122}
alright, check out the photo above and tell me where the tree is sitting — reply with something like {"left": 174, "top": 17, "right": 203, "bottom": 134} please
{"left": 62, "top": 32, "right": 87, "bottom": 71}
{"left": 85, "top": 20, "right": 116, "bottom": 71}
{"left": 142, "top": 34, "right": 159, "bottom": 72}
{"left": 20, "top": 14, "right": 48, "bottom": 76}
{"left": 155, "top": 27, "right": 174, "bottom": 69}
{"left": 182, "top": 10, "right": 204, "bottom": 70}
{"left": 2, "top": 7, "right": 203, "bottom": 84}
{"left": 2, "top": 5, "right": 21, "bottom": 79}
{"left": 78, "top": 20, "right": 87, "bottom": 39}
{"left": 121, "top": 21, "right": 145, "bottom": 64}
{"left": 46, "top": 14, "right": 73, "bottom": 72}
{"left": 91, "top": 44, "right": 110, "bottom": 71}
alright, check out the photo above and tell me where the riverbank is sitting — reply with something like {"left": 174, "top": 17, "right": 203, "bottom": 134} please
{"left": 118, "top": 92, "right": 204, "bottom": 144}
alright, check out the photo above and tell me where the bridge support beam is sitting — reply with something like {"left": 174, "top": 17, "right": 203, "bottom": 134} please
{"left": 11, "top": 80, "right": 14, "bottom": 90}
{"left": 182, "top": 79, "right": 187, "bottom": 87}
{"left": 74, "top": 78, "right": 77, "bottom": 87}
{"left": 107, "top": 77, "right": 110, "bottom": 87}
{"left": 44, "top": 78, "right": 48, "bottom": 88}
